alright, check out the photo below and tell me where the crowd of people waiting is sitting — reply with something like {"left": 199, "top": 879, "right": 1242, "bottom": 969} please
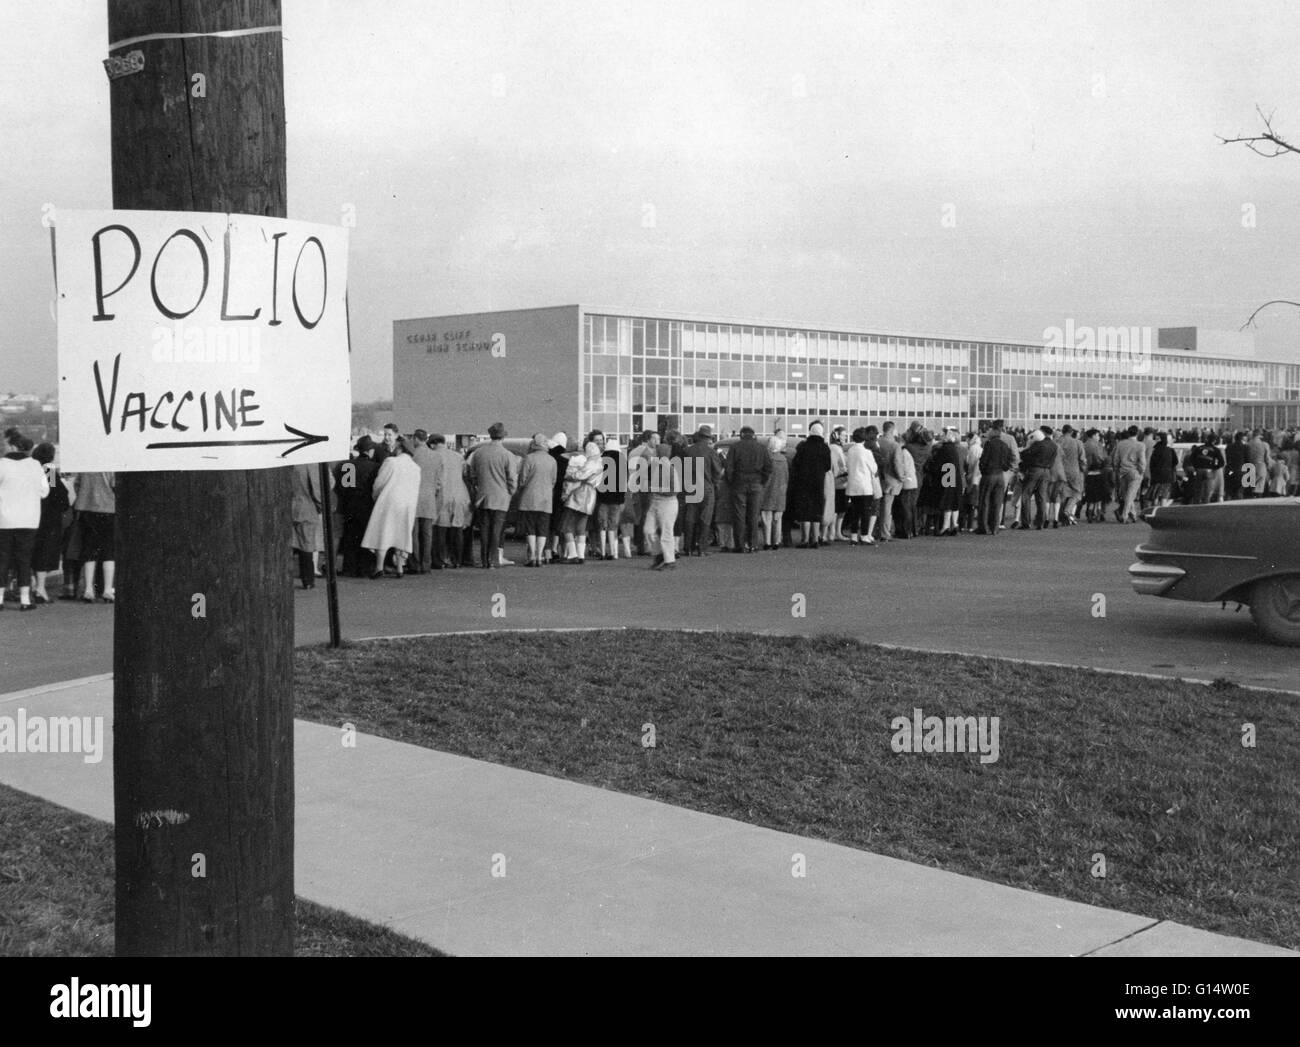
{"left": 289, "top": 417, "right": 1299, "bottom": 584}
{"left": 3, "top": 419, "right": 1294, "bottom": 607}
{"left": 0, "top": 427, "right": 115, "bottom": 611}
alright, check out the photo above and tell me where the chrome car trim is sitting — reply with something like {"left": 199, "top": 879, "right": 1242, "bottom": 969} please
{"left": 1128, "top": 561, "right": 1186, "bottom": 597}
{"left": 1128, "top": 562, "right": 1186, "bottom": 577}
{"left": 1133, "top": 546, "right": 1258, "bottom": 562}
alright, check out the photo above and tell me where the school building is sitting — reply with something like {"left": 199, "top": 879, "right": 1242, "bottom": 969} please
{"left": 392, "top": 305, "right": 1300, "bottom": 446}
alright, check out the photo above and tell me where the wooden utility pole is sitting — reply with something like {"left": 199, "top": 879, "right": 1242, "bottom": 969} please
{"left": 108, "top": 0, "right": 293, "bottom": 955}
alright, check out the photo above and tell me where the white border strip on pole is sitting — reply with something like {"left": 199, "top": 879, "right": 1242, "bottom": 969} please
{"left": 108, "top": 26, "right": 282, "bottom": 52}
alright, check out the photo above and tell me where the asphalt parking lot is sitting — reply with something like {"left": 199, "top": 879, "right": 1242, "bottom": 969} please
{"left": 4, "top": 522, "right": 1297, "bottom": 694}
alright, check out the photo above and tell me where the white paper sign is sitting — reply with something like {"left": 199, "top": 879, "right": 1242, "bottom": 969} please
{"left": 54, "top": 209, "right": 351, "bottom": 471}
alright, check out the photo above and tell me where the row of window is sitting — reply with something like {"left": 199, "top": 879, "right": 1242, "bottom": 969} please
{"left": 586, "top": 353, "right": 1289, "bottom": 399}
{"left": 582, "top": 410, "right": 1239, "bottom": 447}
{"left": 588, "top": 381, "right": 1243, "bottom": 421}
{"left": 1235, "top": 404, "right": 1300, "bottom": 430}
{"left": 583, "top": 314, "right": 1300, "bottom": 387}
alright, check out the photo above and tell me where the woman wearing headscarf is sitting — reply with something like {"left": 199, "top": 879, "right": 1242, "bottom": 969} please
{"left": 517, "top": 433, "right": 558, "bottom": 567}
{"left": 0, "top": 434, "right": 49, "bottom": 611}
{"left": 363, "top": 435, "right": 422, "bottom": 578}
{"left": 759, "top": 432, "right": 789, "bottom": 550}
{"left": 30, "top": 442, "right": 70, "bottom": 604}
{"left": 592, "top": 431, "right": 626, "bottom": 561}
{"left": 559, "top": 439, "right": 604, "bottom": 564}
{"left": 789, "top": 421, "right": 832, "bottom": 547}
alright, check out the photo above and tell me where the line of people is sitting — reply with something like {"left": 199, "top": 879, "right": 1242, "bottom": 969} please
{"left": 0, "top": 428, "right": 116, "bottom": 611}
{"left": 8, "top": 416, "right": 1292, "bottom": 607}
{"left": 299, "top": 417, "right": 1296, "bottom": 585}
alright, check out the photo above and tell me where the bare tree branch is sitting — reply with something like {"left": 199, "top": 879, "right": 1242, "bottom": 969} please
{"left": 1217, "top": 104, "right": 1300, "bottom": 157}
{"left": 1220, "top": 106, "right": 1300, "bottom": 330}
{"left": 1239, "top": 299, "right": 1300, "bottom": 331}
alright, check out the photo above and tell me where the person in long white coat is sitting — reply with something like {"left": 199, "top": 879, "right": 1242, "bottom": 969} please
{"left": 845, "top": 427, "right": 879, "bottom": 545}
{"left": 824, "top": 427, "right": 848, "bottom": 540}
{"left": 362, "top": 435, "right": 421, "bottom": 578}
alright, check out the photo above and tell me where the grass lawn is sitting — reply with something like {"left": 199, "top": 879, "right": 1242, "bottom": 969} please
{"left": 296, "top": 630, "right": 1300, "bottom": 950}
{"left": 0, "top": 783, "right": 442, "bottom": 957}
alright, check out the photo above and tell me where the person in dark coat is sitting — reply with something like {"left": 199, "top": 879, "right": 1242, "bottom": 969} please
{"left": 334, "top": 436, "right": 379, "bottom": 577}
{"left": 29, "top": 443, "right": 70, "bottom": 603}
{"left": 1019, "top": 426, "right": 1059, "bottom": 529}
{"left": 681, "top": 425, "right": 724, "bottom": 556}
{"left": 1224, "top": 431, "right": 1248, "bottom": 500}
{"left": 724, "top": 425, "right": 772, "bottom": 553}
{"left": 788, "top": 422, "right": 832, "bottom": 547}
{"left": 906, "top": 424, "right": 938, "bottom": 535}
{"left": 1147, "top": 433, "right": 1180, "bottom": 507}
{"left": 927, "top": 428, "right": 967, "bottom": 536}
{"left": 546, "top": 432, "right": 569, "bottom": 563}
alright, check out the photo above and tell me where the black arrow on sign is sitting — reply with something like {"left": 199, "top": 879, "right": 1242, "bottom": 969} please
{"left": 145, "top": 423, "right": 329, "bottom": 458}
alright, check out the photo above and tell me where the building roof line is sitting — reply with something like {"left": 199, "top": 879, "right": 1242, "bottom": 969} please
{"left": 392, "top": 304, "right": 582, "bottom": 328}
{"left": 577, "top": 304, "right": 1297, "bottom": 366}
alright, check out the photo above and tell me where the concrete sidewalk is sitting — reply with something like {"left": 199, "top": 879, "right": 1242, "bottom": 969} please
{"left": 1, "top": 675, "right": 1293, "bottom": 957}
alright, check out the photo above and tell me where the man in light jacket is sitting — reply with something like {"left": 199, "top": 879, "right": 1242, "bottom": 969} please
{"left": 427, "top": 434, "right": 472, "bottom": 567}
{"left": 1110, "top": 425, "right": 1147, "bottom": 522}
{"left": 875, "top": 420, "right": 901, "bottom": 541}
{"left": 893, "top": 439, "right": 918, "bottom": 539}
{"left": 1244, "top": 429, "right": 1272, "bottom": 498}
{"left": 291, "top": 463, "right": 323, "bottom": 589}
{"left": 465, "top": 421, "right": 519, "bottom": 569}
{"left": 1056, "top": 425, "right": 1087, "bottom": 525}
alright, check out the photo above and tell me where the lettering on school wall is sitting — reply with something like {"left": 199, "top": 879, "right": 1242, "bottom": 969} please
{"left": 406, "top": 329, "right": 504, "bottom": 355}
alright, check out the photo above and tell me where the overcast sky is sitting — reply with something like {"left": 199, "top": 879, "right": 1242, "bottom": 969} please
{"left": 3, "top": 0, "right": 1300, "bottom": 400}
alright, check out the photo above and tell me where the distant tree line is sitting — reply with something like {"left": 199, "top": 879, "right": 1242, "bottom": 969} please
{"left": 352, "top": 398, "right": 393, "bottom": 434}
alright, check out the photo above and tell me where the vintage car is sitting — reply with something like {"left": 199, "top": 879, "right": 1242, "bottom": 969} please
{"left": 1129, "top": 498, "right": 1300, "bottom": 646}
